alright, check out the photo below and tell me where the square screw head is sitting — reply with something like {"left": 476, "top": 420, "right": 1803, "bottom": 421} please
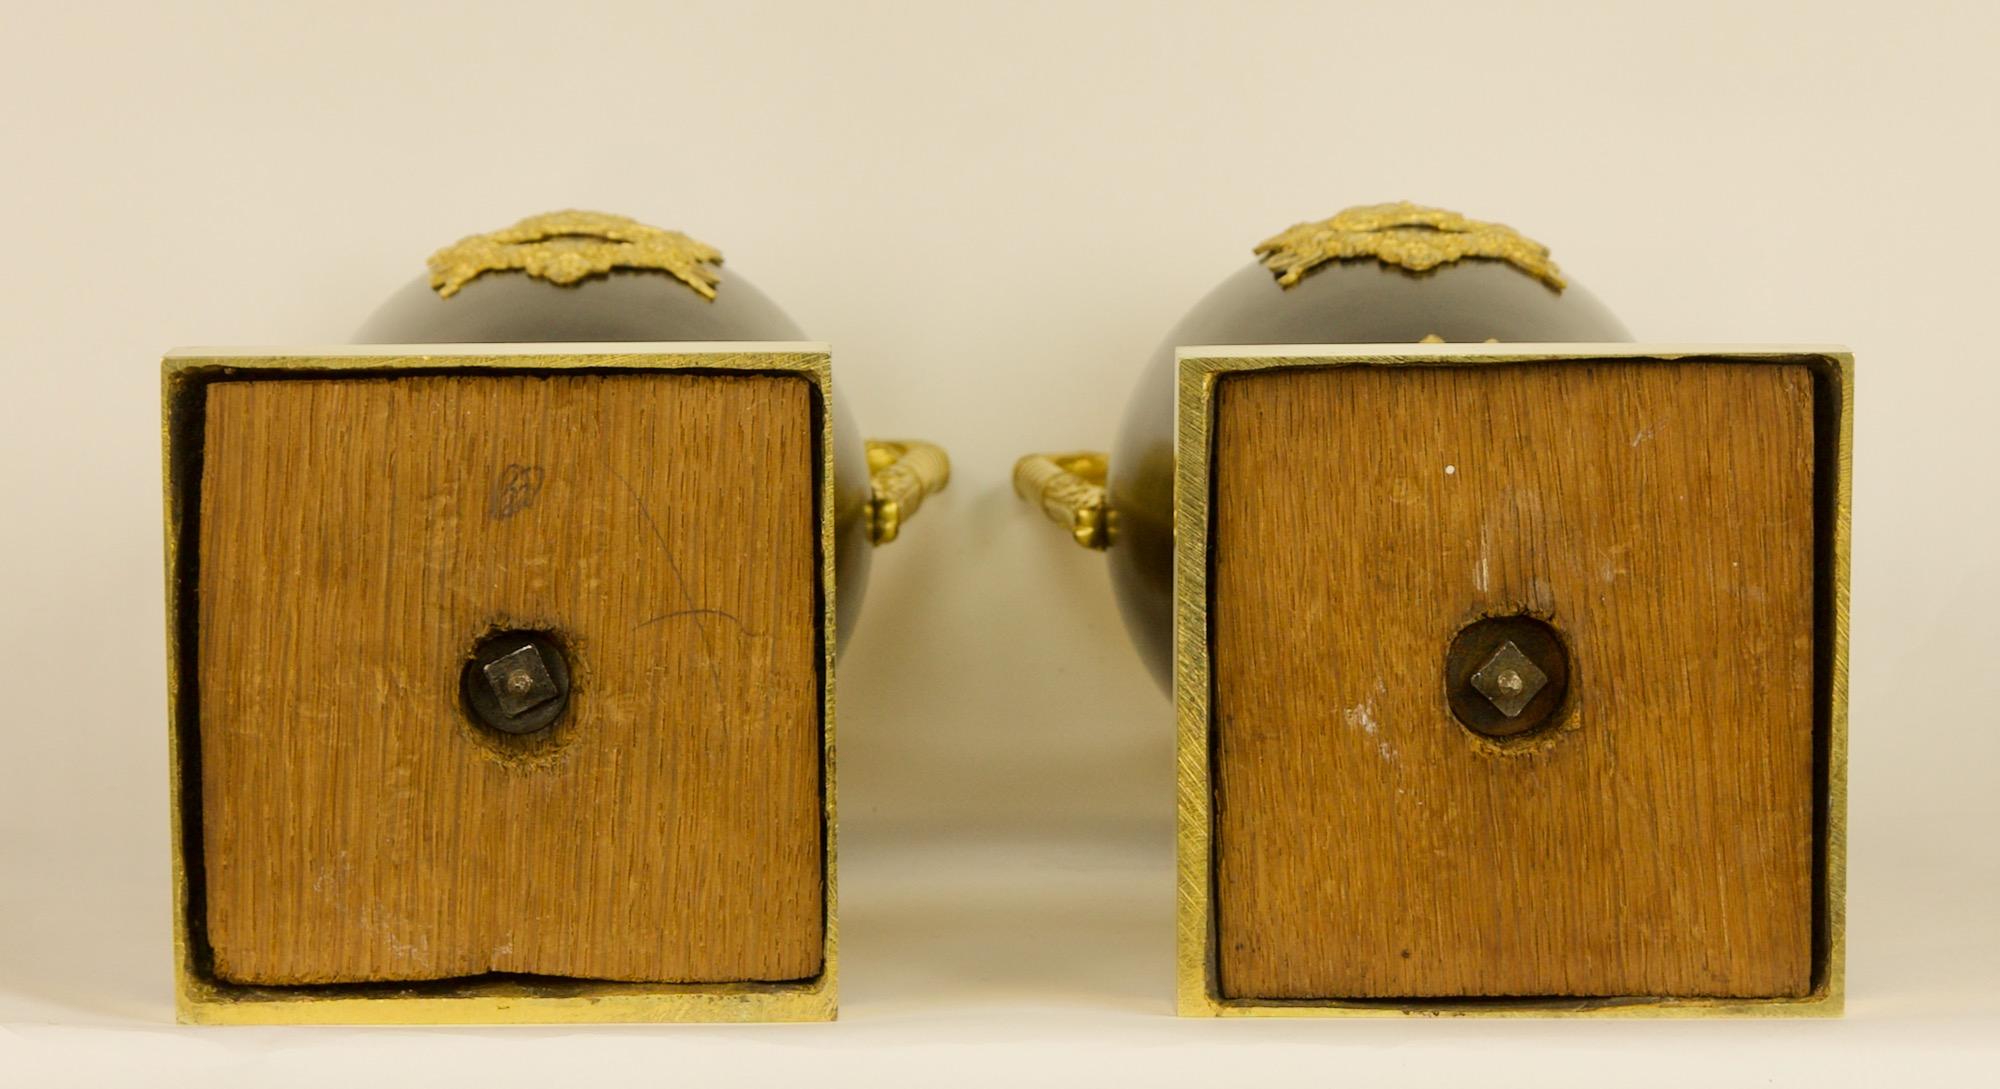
{"left": 481, "top": 644, "right": 561, "bottom": 717}
{"left": 1469, "top": 640, "right": 1549, "bottom": 718}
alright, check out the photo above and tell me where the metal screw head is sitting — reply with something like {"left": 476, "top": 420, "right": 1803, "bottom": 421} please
{"left": 461, "top": 631, "right": 571, "bottom": 736}
{"left": 482, "top": 644, "right": 561, "bottom": 717}
{"left": 1469, "top": 640, "right": 1549, "bottom": 718}
{"left": 1445, "top": 616, "right": 1570, "bottom": 739}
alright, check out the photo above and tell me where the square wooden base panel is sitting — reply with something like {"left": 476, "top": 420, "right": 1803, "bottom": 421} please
{"left": 1208, "top": 360, "right": 1818, "bottom": 1002}
{"left": 194, "top": 371, "right": 821, "bottom": 987}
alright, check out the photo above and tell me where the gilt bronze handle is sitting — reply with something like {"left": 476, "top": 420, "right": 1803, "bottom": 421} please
{"left": 1011, "top": 451, "right": 1112, "bottom": 550}
{"left": 866, "top": 439, "right": 952, "bottom": 545}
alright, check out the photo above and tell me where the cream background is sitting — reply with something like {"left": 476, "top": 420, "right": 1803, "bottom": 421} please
{"left": 1, "top": 1, "right": 1994, "bottom": 1084}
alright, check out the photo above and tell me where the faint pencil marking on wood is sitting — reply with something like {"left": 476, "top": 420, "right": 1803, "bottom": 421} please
{"left": 612, "top": 469, "right": 725, "bottom": 708}
{"left": 637, "top": 607, "right": 756, "bottom": 636}
{"left": 489, "top": 463, "right": 545, "bottom": 520}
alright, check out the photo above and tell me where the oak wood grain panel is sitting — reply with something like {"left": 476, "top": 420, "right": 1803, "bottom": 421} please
{"left": 197, "top": 373, "right": 820, "bottom": 985}
{"left": 1210, "top": 361, "right": 1817, "bottom": 1000}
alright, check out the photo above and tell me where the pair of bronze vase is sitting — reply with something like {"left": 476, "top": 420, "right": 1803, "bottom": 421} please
{"left": 163, "top": 205, "right": 1849, "bottom": 1022}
